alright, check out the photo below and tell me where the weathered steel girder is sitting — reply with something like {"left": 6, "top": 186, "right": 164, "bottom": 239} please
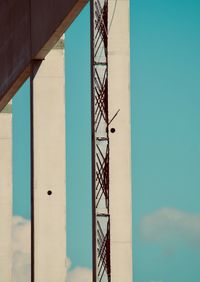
{"left": 0, "top": 0, "right": 87, "bottom": 111}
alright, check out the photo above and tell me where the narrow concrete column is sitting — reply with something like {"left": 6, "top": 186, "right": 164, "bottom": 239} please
{"left": 108, "top": 0, "right": 133, "bottom": 281}
{"left": 31, "top": 38, "right": 66, "bottom": 282}
{"left": 0, "top": 102, "right": 12, "bottom": 281}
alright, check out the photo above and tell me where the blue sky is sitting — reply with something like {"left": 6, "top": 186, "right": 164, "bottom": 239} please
{"left": 132, "top": 1, "right": 200, "bottom": 282}
{"left": 12, "top": 0, "right": 200, "bottom": 281}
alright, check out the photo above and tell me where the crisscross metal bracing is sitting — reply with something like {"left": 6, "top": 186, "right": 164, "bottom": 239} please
{"left": 91, "top": 0, "right": 111, "bottom": 281}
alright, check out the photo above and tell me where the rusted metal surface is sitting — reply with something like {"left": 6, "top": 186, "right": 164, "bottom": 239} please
{"left": 0, "top": 0, "right": 30, "bottom": 111}
{"left": 0, "top": 0, "right": 88, "bottom": 111}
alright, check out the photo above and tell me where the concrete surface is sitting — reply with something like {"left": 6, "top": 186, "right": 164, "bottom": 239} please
{"left": 32, "top": 41, "right": 67, "bottom": 281}
{"left": 0, "top": 102, "right": 12, "bottom": 281}
{"left": 108, "top": 0, "right": 133, "bottom": 280}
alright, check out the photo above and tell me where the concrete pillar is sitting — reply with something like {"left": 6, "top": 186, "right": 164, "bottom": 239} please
{"left": 0, "top": 102, "right": 12, "bottom": 281}
{"left": 108, "top": 0, "right": 133, "bottom": 281}
{"left": 31, "top": 38, "right": 66, "bottom": 282}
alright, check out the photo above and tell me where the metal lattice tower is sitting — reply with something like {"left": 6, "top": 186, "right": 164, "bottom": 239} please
{"left": 91, "top": 0, "right": 111, "bottom": 281}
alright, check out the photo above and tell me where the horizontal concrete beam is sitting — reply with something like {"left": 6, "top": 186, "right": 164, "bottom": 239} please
{"left": 0, "top": 0, "right": 87, "bottom": 111}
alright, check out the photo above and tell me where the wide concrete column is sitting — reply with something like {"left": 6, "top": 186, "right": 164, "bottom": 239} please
{"left": 31, "top": 38, "right": 66, "bottom": 282}
{"left": 0, "top": 102, "right": 12, "bottom": 281}
{"left": 108, "top": 0, "right": 133, "bottom": 281}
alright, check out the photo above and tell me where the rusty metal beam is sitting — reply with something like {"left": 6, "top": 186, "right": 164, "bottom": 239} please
{"left": 0, "top": 0, "right": 88, "bottom": 111}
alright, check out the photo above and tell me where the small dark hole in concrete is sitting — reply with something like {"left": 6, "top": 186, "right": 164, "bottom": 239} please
{"left": 47, "top": 190, "right": 52, "bottom": 196}
{"left": 110, "top": 128, "right": 116, "bottom": 133}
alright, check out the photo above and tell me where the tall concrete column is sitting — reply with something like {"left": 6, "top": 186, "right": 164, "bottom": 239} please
{"left": 31, "top": 38, "right": 66, "bottom": 282}
{"left": 108, "top": 0, "right": 133, "bottom": 281}
{"left": 0, "top": 102, "right": 12, "bottom": 281}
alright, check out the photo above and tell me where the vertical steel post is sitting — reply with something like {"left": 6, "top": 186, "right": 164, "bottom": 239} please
{"left": 30, "top": 64, "right": 35, "bottom": 282}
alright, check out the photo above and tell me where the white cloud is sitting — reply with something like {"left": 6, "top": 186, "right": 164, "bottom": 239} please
{"left": 12, "top": 216, "right": 31, "bottom": 254}
{"left": 67, "top": 267, "right": 92, "bottom": 282}
{"left": 12, "top": 217, "right": 31, "bottom": 282}
{"left": 12, "top": 251, "right": 30, "bottom": 282}
{"left": 12, "top": 216, "right": 92, "bottom": 282}
{"left": 141, "top": 208, "right": 200, "bottom": 246}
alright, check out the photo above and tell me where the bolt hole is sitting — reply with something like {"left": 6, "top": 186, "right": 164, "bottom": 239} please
{"left": 47, "top": 190, "right": 52, "bottom": 196}
{"left": 110, "top": 128, "right": 116, "bottom": 133}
